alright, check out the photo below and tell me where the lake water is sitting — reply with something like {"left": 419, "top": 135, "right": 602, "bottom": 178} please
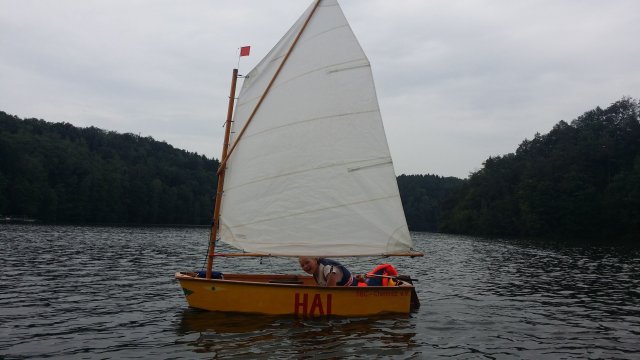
{"left": 1, "top": 224, "right": 639, "bottom": 359}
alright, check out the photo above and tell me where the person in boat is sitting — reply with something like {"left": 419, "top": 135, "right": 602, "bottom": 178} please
{"left": 298, "top": 257, "right": 356, "bottom": 286}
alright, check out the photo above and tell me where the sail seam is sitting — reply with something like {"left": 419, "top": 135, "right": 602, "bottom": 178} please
{"left": 226, "top": 194, "right": 401, "bottom": 229}
{"left": 242, "top": 109, "right": 378, "bottom": 139}
{"left": 224, "top": 155, "right": 392, "bottom": 193}
{"left": 234, "top": 58, "right": 370, "bottom": 109}
{"left": 305, "top": 24, "right": 349, "bottom": 43}
{"left": 348, "top": 160, "right": 393, "bottom": 172}
{"left": 327, "top": 63, "right": 370, "bottom": 74}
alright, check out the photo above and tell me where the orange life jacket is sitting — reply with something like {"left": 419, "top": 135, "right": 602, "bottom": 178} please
{"left": 366, "top": 263, "right": 398, "bottom": 286}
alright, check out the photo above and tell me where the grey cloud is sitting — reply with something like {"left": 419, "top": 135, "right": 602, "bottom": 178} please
{"left": 1, "top": 0, "right": 638, "bottom": 178}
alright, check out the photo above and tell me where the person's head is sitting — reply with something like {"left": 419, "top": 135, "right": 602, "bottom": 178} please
{"left": 298, "top": 257, "right": 319, "bottom": 275}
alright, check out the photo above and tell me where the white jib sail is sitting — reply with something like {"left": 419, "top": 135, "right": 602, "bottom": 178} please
{"left": 218, "top": 0, "right": 413, "bottom": 256}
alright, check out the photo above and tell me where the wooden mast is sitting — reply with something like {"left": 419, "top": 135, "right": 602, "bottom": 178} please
{"left": 206, "top": 68, "right": 238, "bottom": 279}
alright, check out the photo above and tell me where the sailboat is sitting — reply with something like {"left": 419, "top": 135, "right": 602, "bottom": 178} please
{"left": 176, "top": 0, "right": 422, "bottom": 317}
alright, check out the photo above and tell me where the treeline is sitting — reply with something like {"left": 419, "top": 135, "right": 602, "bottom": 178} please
{"left": 0, "top": 111, "right": 217, "bottom": 224}
{"left": 0, "top": 111, "right": 460, "bottom": 229}
{"left": 3, "top": 97, "right": 638, "bottom": 242}
{"left": 397, "top": 174, "right": 463, "bottom": 231}
{"left": 439, "top": 97, "right": 640, "bottom": 242}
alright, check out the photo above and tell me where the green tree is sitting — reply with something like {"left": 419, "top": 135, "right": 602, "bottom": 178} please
{"left": 0, "top": 111, "right": 218, "bottom": 225}
{"left": 440, "top": 97, "right": 640, "bottom": 243}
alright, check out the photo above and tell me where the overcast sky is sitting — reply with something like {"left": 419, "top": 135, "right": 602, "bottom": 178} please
{"left": 1, "top": 0, "right": 639, "bottom": 178}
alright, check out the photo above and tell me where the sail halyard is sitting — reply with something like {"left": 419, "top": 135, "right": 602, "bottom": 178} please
{"left": 217, "top": 0, "right": 414, "bottom": 257}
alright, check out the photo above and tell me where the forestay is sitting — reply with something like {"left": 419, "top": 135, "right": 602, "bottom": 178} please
{"left": 218, "top": 0, "right": 412, "bottom": 256}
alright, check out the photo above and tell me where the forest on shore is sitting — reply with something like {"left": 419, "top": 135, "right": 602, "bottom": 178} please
{"left": 0, "top": 110, "right": 459, "bottom": 229}
{"left": 439, "top": 98, "right": 639, "bottom": 242}
{"left": 2, "top": 97, "right": 638, "bottom": 242}
{"left": 0, "top": 112, "right": 216, "bottom": 224}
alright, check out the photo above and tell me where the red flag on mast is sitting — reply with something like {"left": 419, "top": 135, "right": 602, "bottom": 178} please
{"left": 240, "top": 46, "right": 251, "bottom": 57}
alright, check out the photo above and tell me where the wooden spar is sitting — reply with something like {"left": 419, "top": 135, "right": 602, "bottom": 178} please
{"left": 211, "top": 253, "right": 270, "bottom": 257}
{"left": 216, "top": 0, "right": 322, "bottom": 176}
{"left": 206, "top": 68, "right": 239, "bottom": 279}
{"left": 211, "top": 252, "right": 425, "bottom": 257}
{"left": 365, "top": 273, "right": 419, "bottom": 281}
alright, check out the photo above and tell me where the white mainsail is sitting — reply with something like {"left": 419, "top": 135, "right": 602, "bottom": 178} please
{"left": 218, "top": 0, "right": 412, "bottom": 256}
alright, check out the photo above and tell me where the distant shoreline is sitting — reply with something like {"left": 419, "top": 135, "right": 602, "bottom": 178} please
{"left": 0, "top": 221, "right": 209, "bottom": 228}
{"left": 1, "top": 217, "right": 38, "bottom": 224}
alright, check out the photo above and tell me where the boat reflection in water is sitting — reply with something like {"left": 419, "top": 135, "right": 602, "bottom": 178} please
{"left": 177, "top": 309, "right": 278, "bottom": 334}
{"left": 177, "top": 309, "right": 418, "bottom": 357}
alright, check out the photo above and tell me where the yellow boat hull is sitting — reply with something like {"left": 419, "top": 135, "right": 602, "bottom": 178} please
{"left": 175, "top": 272, "right": 415, "bottom": 317}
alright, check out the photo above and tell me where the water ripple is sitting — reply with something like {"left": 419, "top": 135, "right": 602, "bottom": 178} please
{"left": 1, "top": 225, "right": 639, "bottom": 359}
